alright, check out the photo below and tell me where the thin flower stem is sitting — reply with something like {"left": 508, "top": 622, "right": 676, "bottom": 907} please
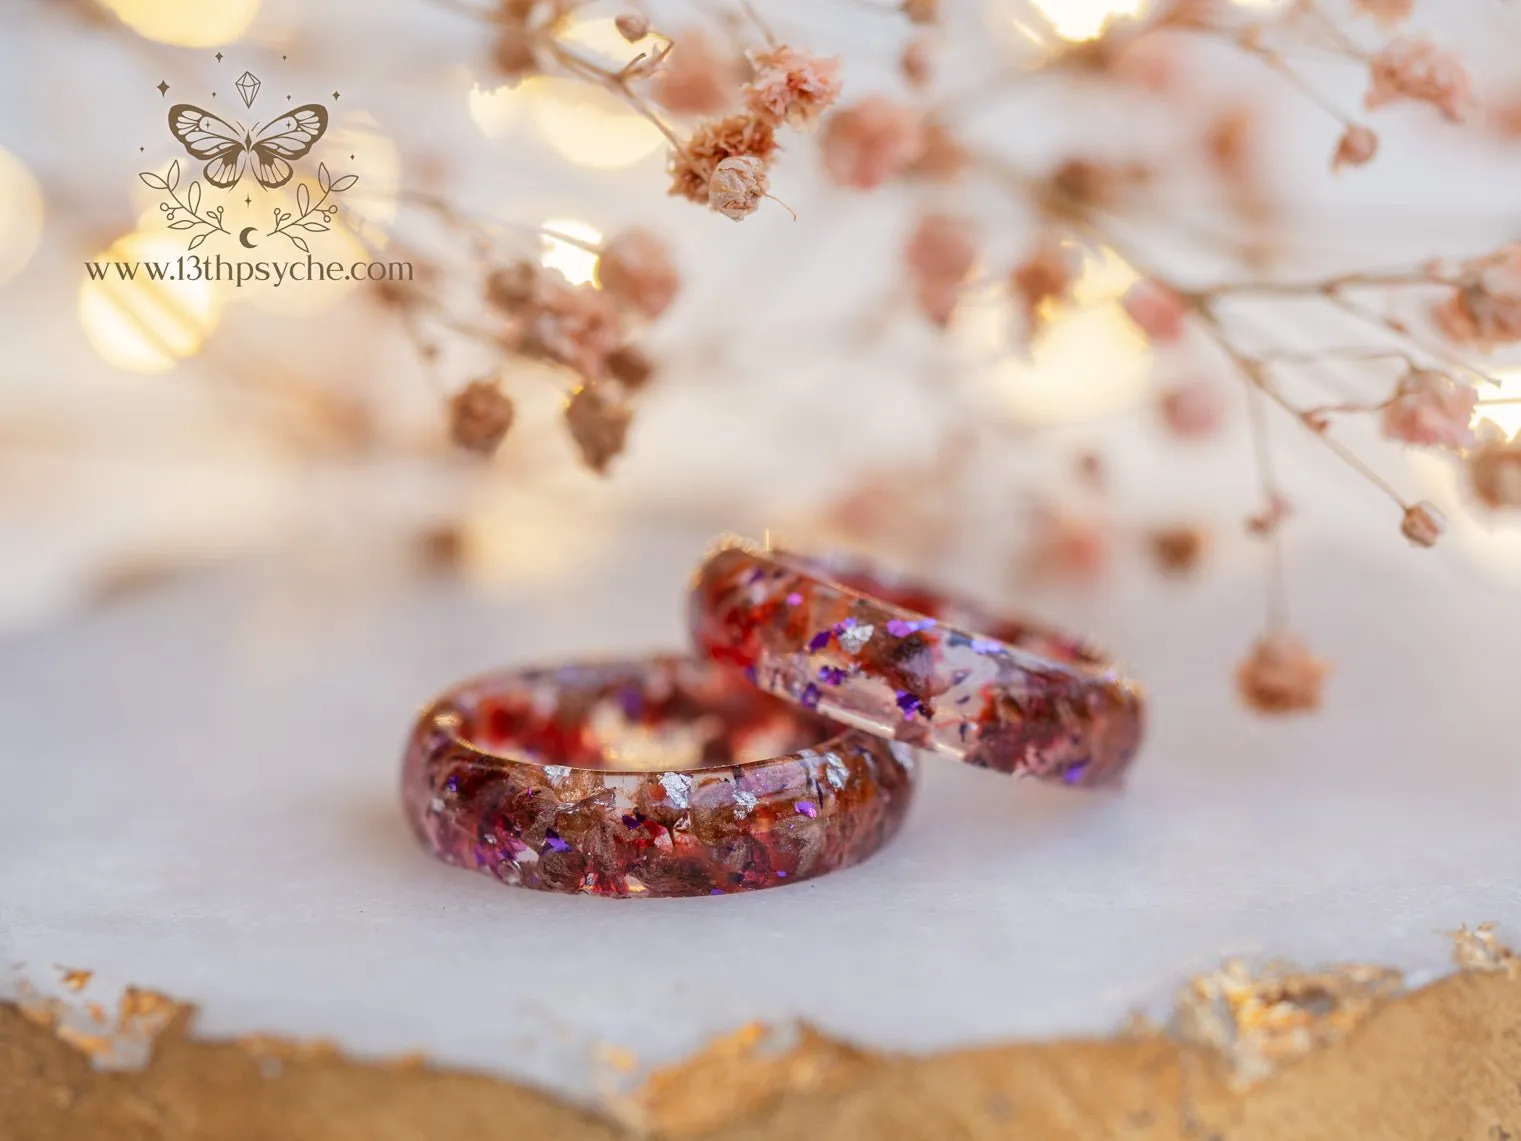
{"left": 1194, "top": 304, "right": 1412, "bottom": 510}
{"left": 1243, "top": 375, "right": 1290, "bottom": 632}
{"left": 544, "top": 39, "right": 684, "bottom": 147}
{"left": 1328, "top": 291, "right": 1504, "bottom": 387}
{"left": 739, "top": 0, "right": 777, "bottom": 47}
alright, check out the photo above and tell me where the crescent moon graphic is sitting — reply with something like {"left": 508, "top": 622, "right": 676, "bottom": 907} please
{"left": 238, "top": 226, "right": 258, "bottom": 249}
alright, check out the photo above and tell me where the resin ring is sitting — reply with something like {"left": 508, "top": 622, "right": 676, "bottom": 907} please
{"left": 401, "top": 656, "right": 916, "bottom": 898}
{"left": 689, "top": 540, "right": 1143, "bottom": 787}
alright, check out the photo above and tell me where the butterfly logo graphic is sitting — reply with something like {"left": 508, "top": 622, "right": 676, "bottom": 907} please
{"left": 167, "top": 103, "right": 328, "bottom": 190}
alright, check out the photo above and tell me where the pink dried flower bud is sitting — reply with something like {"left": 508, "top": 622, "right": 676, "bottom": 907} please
{"left": 1332, "top": 125, "right": 1379, "bottom": 172}
{"left": 1401, "top": 502, "right": 1445, "bottom": 547}
{"left": 615, "top": 12, "right": 650, "bottom": 42}
{"left": 654, "top": 30, "right": 736, "bottom": 117}
{"left": 743, "top": 45, "right": 842, "bottom": 131}
{"left": 565, "top": 383, "right": 633, "bottom": 475}
{"left": 902, "top": 0, "right": 939, "bottom": 23}
{"left": 820, "top": 96, "right": 926, "bottom": 190}
{"left": 905, "top": 212, "right": 977, "bottom": 328}
{"left": 605, "top": 344, "right": 655, "bottom": 390}
{"left": 1246, "top": 492, "right": 1292, "bottom": 537}
{"left": 1159, "top": 378, "right": 1226, "bottom": 439}
{"left": 1148, "top": 525, "right": 1209, "bottom": 576}
{"left": 485, "top": 261, "right": 539, "bottom": 312}
{"left": 597, "top": 228, "right": 679, "bottom": 320}
{"left": 1121, "top": 280, "right": 1188, "bottom": 344}
{"left": 1470, "top": 437, "right": 1521, "bottom": 509}
{"left": 1024, "top": 508, "right": 1109, "bottom": 586}
{"left": 523, "top": 270, "right": 623, "bottom": 380}
{"left": 1011, "top": 238, "right": 1076, "bottom": 339}
{"left": 1379, "top": 368, "right": 1477, "bottom": 451}
{"left": 449, "top": 380, "right": 515, "bottom": 456}
{"left": 708, "top": 155, "right": 769, "bottom": 220}
{"left": 492, "top": 25, "right": 538, "bottom": 81}
{"left": 668, "top": 114, "right": 777, "bottom": 205}
{"left": 1237, "top": 632, "right": 1328, "bottom": 715}
{"left": 901, "top": 35, "right": 934, "bottom": 89}
{"left": 1353, "top": 0, "right": 1414, "bottom": 26}
{"left": 1432, "top": 246, "right": 1521, "bottom": 350}
{"left": 1366, "top": 37, "right": 1472, "bottom": 123}
{"left": 908, "top": 118, "right": 967, "bottom": 182}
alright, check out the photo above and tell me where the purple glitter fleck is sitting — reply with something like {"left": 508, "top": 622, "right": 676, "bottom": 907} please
{"left": 949, "top": 668, "right": 972, "bottom": 686}
{"left": 622, "top": 814, "right": 643, "bottom": 830}
{"left": 744, "top": 665, "right": 758, "bottom": 684}
{"left": 1062, "top": 761, "right": 1090, "bottom": 785}
{"left": 895, "top": 690, "right": 921, "bottom": 717}
{"left": 795, "top": 801, "right": 818, "bottom": 818}
{"left": 800, "top": 683, "right": 822, "bottom": 710}
{"left": 786, "top": 591, "right": 804, "bottom": 607}
{"left": 543, "top": 830, "right": 572, "bottom": 853}
{"left": 886, "top": 619, "right": 914, "bottom": 637}
{"left": 808, "top": 630, "right": 832, "bottom": 652}
{"left": 818, "top": 665, "right": 847, "bottom": 686}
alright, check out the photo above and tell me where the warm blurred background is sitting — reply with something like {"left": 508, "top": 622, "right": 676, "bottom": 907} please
{"left": 3, "top": 0, "right": 1519, "bottom": 641}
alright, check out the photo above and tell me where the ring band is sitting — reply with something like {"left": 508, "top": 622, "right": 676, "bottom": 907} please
{"left": 689, "top": 541, "right": 1143, "bottom": 787}
{"left": 401, "top": 656, "right": 917, "bottom": 898}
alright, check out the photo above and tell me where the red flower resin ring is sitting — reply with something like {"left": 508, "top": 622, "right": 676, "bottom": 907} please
{"left": 401, "top": 656, "right": 916, "bottom": 898}
{"left": 689, "top": 541, "right": 1144, "bottom": 787}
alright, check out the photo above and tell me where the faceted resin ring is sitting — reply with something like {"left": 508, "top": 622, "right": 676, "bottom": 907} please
{"left": 690, "top": 540, "right": 1144, "bottom": 787}
{"left": 401, "top": 656, "right": 916, "bottom": 898}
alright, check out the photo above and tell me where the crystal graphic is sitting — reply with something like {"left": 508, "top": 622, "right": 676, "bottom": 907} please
{"left": 235, "top": 71, "right": 261, "bottom": 109}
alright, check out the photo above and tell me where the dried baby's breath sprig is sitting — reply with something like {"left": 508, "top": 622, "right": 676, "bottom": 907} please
{"left": 904, "top": 213, "right": 976, "bottom": 327}
{"left": 668, "top": 113, "right": 777, "bottom": 206}
{"left": 1366, "top": 37, "right": 1472, "bottom": 123}
{"left": 708, "top": 155, "right": 769, "bottom": 220}
{"left": 820, "top": 97, "right": 926, "bottom": 189}
{"left": 605, "top": 345, "right": 655, "bottom": 391}
{"left": 1331, "top": 124, "right": 1378, "bottom": 172}
{"left": 1400, "top": 502, "right": 1444, "bottom": 548}
{"left": 1236, "top": 633, "right": 1327, "bottom": 715}
{"left": 448, "top": 379, "right": 516, "bottom": 456}
{"left": 565, "top": 383, "right": 633, "bottom": 475}
{"left": 1158, "top": 379, "right": 1226, "bottom": 440}
{"left": 1149, "top": 526, "right": 1210, "bottom": 576}
{"left": 654, "top": 29, "right": 737, "bottom": 116}
{"left": 615, "top": 12, "right": 650, "bottom": 43}
{"left": 742, "top": 45, "right": 843, "bottom": 131}
{"left": 597, "top": 228, "right": 679, "bottom": 320}
{"left": 1469, "top": 436, "right": 1521, "bottom": 510}
{"left": 1379, "top": 368, "right": 1476, "bottom": 451}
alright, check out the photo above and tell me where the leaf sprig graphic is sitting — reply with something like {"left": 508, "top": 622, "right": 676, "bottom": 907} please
{"left": 267, "top": 163, "right": 358, "bottom": 254}
{"left": 140, "top": 160, "right": 228, "bottom": 251}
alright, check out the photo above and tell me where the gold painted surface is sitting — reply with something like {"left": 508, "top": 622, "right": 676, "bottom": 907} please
{"left": 4, "top": 952, "right": 1521, "bottom": 1140}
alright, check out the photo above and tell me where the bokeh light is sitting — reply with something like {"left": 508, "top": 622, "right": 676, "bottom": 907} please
{"left": 530, "top": 77, "right": 667, "bottom": 170}
{"left": 1474, "top": 369, "right": 1521, "bottom": 441}
{"left": 79, "top": 230, "right": 221, "bottom": 372}
{"left": 540, "top": 218, "right": 603, "bottom": 286}
{"left": 0, "top": 146, "right": 44, "bottom": 287}
{"left": 98, "top": 0, "right": 260, "bottom": 47}
{"left": 469, "top": 18, "right": 666, "bottom": 168}
{"left": 1028, "top": 0, "right": 1149, "bottom": 42}
{"left": 963, "top": 246, "right": 1152, "bottom": 425}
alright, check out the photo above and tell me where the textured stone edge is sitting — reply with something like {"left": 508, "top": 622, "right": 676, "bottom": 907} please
{"left": 3, "top": 953, "right": 1520, "bottom": 1141}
